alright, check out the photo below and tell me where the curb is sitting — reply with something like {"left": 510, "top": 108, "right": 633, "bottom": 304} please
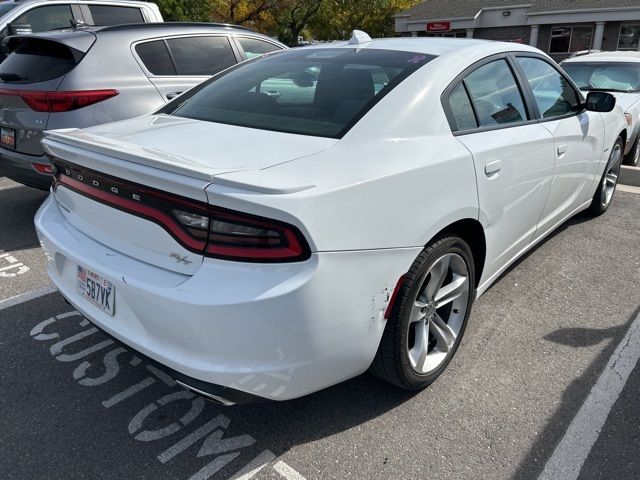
{"left": 621, "top": 166, "right": 640, "bottom": 187}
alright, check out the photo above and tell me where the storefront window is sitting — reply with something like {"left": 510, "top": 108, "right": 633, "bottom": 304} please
{"left": 618, "top": 25, "right": 640, "bottom": 50}
{"left": 549, "top": 26, "right": 593, "bottom": 53}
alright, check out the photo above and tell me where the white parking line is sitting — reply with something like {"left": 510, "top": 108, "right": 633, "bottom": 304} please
{"left": 538, "top": 309, "right": 640, "bottom": 480}
{"left": 0, "top": 284, "right": 57, "bottom": 311}
{"left": 229, "top": 450, "right": 276, "bottom": 479}
{"left": 273, "top": 461, "right": 307, "bottom": 480}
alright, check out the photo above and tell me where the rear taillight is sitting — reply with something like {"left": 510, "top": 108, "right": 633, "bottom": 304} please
{"left": 172, "top": 207, "right": 309, "bottom": 262}
{"left": 32, "top": 163, "right": 53, "bottom": 174}
{"left": 205, "top": 209, "right": 307, "bottom": 262}
{"left": 0, "top": 88, "right": 118, "bottom": 112}
{"left": 53, "top": 160, "right": 310, "bottom": 263}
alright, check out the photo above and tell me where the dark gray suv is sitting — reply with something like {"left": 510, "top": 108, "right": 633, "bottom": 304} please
{"left": 0, "top": 22, "right": 285, "bottom": 189}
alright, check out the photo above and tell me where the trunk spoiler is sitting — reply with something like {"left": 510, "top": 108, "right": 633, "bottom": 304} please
{"left": 42, "top": 129, "right": 316, "bottom": 194}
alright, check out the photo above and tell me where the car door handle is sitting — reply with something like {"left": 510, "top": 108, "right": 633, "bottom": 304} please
{"left": 484, "top": 160, "right": 502, "bottom": 176}
{"left": 557, "top": 144, "right": 567, "bottom": 156}
{"left": 166, "top": 91, "right": 183, "bottom": 100}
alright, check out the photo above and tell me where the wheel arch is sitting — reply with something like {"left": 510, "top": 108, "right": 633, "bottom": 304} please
{"left": 428, "top": 218, "right": 486, "bottom": 288}
{"left": 619, "top": 128, "right": 627, "bottom": 149}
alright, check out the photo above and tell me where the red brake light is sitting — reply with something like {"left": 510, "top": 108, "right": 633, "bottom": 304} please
{"left": 0, "top": 88, "right": 118, "bottom": 112}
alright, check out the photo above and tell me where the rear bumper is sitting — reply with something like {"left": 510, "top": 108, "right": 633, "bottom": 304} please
{"left": 58, "top": 292, "right": 265, "bottom": 406}
{"left": 35, "top": 195, "right": 419, "bottom": 401}
{"left": 0, "top": 147, "right": 51, "bottom": 190}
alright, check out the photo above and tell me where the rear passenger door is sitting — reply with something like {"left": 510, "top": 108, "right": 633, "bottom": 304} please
{"left": 134, "top": 36, "right": 241, "bottom": 103}
{"left": 514, "top": 55, "right": 605, "bottom": 238}
{"left": 444, "top": 56, "right": 556, "bottom": 283}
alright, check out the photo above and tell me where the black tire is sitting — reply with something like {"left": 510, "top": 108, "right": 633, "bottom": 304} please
{"left": 624, "top": 134, "right": 640, "bottom": 166}
{"left": 589, "top": 136, "right": 624, "bottom": 216}
{"left": 370, "top": 235, "right": 475, "bottom": 390}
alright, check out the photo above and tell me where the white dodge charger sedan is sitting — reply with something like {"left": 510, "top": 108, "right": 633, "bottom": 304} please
{"left": 35, "top": 33, "right": 627, "bottom": 405}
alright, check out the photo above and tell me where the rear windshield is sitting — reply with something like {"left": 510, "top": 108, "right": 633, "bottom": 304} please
{"left": 0, "top": 39, "right": 81, "bottom": 84}
{"left": 167, "top": 48, "right": 436, "bottom": 138}
{"left": 562, "top": 62, "right": 640, "bottom": 93}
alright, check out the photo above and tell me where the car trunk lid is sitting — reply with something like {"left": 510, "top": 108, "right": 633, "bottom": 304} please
{"left": 44, "top": 114, "right": 336, "bottom": 180}
{"left": 42, "top": 115, "right": 333, "bottom": 274}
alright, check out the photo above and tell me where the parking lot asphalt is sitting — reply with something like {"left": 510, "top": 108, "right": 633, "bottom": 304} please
{"left": 1, "top": 177, "right": 639, "bottom": 480}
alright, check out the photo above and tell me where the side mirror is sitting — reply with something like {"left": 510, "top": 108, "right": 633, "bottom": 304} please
{"left": 7, "top": 24, "right": 32, "bottom": 36}
{"left": 585, "top": 91, "right": 616, "bottom": 112}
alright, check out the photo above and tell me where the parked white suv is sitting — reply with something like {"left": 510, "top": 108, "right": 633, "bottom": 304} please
{"left": 0, "top": 0, "right": 162, "bottom": 51}
{"left": 562, "top": 51, "right": 640, "bottom": 166}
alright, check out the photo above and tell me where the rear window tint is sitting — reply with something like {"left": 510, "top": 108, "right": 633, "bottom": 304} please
{"left": 0, "top": 40, "right": 80, "bottom": 84}
{"left": 88, "top": 5, "right": 144, "bottom": 25}
{"left": 238, "top": 37, "right": 281, "bottom": 59}
{"left": 166, "top": 36, "right": 236, "bottom": 76}
{"left": 136, "top": 40, "right": 176, "bottom": 75}
{"left": 13, "top": 5, "right": 74, "bottom": 32}
{"left": 463, "top": 59, "right": 528, "bottom": 126}
{"left": 448, "top": 83, "right": 477, "bottom": 130}
{"left": 168, "top": 48, "right": 435, "bottom": 138}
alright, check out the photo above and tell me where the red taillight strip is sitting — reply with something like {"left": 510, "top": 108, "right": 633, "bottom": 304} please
{"left": 53, "top": 161, "right": 311, "bottom": 263}
{"left": 0, "top": 88, "right": 118, "bottom": 112}
{"left": 57, "top": 174, "right": 207, "bottom": 252}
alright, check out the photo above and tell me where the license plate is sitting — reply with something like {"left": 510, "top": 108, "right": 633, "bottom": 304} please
{"left": 76, "top": 265, "right": 115, "bottom": 316}
{"left": 0, "top": 126, "right": 15, "bottom": 148}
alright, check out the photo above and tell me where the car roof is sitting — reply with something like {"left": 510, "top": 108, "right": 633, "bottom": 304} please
{"left": 304, "top": 37, "right": 542, "bottom": 58}
{"left": 3, "top": 22, "right": 283, "bottom": 53}
{"left": 564, "top": 51, "right": 640, "bottom": 63}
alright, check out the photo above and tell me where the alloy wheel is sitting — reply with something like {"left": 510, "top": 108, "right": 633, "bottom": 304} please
{"left": 602, "top": 142, "right": 623, "bottom": 209}
{"left": 407, "top": 253, "right": 470, "bottom": 374}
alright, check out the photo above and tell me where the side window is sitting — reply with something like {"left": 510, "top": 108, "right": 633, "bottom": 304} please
{"left": 13, "top": 5, "right": 75, "bottom": 32}
{"left": 166, "top": 36, "right": 236, "bottom": 76}
{"left": 463, "top": 59, "right": 528, "bottom": 127}
{"left": 516, "top": 57, "right": 581, "bottom": 119}
{"left": 88, "top": 6, "right": 144, "bottom": 25}
{"left": 136, "top": 41, "right": 176, "bottom": 76}
{"left": 448, "top": 83, "right": 477, "bottom": 131}
{"left": 238, "top": 37, "right": 281, "bottom": 59}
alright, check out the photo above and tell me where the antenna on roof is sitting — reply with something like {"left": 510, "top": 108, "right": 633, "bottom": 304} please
{"left": 349, "top": 30, "right": 372, "bottom": 45}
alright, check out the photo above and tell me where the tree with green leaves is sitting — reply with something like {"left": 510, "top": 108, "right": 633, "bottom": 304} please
{"left": 312, "top": 0, "right": 419, "bottom": 40}
{"left": 210, "top": 0, "right": 279, "bottom": 24}
{"left": 277, "top": 0, "right": 324, "bottom": 46}
{"left": 150, "top": 0, "right": 418, "bottom": 45}
{"left": 153, "top": 0, "right": 213, "bottom": 22}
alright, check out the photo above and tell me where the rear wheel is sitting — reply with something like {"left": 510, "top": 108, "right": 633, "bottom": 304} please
{"left": 371, "top": 236, "right": 475, "bottom": 390}
{"left": 589, "top": 136, "right": 623, "bottom": 215}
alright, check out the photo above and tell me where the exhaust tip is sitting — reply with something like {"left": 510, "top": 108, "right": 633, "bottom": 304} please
{"left": 175, "top": 379, "right": 236, "bottom": 406}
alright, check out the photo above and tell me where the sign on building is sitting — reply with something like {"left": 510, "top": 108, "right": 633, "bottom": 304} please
{"left": 426, "top": 21, "right": 451, "bottom": 33}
